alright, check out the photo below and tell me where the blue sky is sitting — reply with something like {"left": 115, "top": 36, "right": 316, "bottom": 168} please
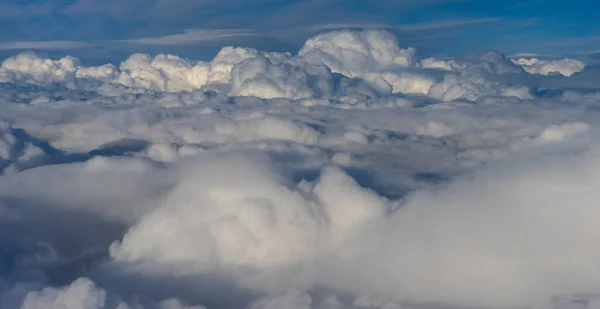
{"left": 0, "top": 0, "right": 598, "bottom": 63}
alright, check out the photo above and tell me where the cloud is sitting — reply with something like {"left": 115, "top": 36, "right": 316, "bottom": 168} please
{"left": 395, "top": 18, "right": 501, "bottom": 32}
{"left": 20, "top": 278, "right": 106, "bottom": 309}
{"left": 305, "top": 23, "right": 392, "bottom": 32}
{"left": 511, "top": 52, "right": 549, "bottom": 58}
{"left": 2, "top": 28, "right": 600, "bottom": 309}
{"left": 0, "top": 0, "right": 560, "bottom": 60}
{"left": 90, "top": 148, "right": 600, "bottom": 308}
{"left": 512, "top": 57, "right": 585, "bottom": 76}
{"left": 298, "top": 30, "right": 417, "bottom": 76}
{"left": 0, "top": 29, "right": 576, "bottom": 103}
{"left": 0, "top": 41, "right": 94, "bottom": 51}
{"left": 122, "top": 29, "right": 262, "bottom": 45}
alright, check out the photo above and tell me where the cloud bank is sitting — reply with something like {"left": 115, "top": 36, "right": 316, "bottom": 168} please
{"left": 0, "top": 29, "right": 555, "bottom": 103}
{"left": 1, "top": 29, "right": 600, "bottom": 309}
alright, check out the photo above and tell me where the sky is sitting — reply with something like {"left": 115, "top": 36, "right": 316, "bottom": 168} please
{"left": 1, "top": 0, "right": 599, "bottom": 63}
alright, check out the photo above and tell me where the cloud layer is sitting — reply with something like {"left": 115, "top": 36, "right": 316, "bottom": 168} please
{"left": 0, "top": 29, "right": 599, "bottom": 309}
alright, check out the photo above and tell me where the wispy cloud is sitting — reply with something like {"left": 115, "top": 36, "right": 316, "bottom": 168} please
{"left": 515, "top": 35, "right": 600, "bottom": 56}
{"left": 395, "top": 18, "right": 501, "bottom": 31}
{"left": 510, "top": 52, "right": 549, "bottom": 58}
{"left": 0, "top": 41, "right": 94, "bottom": 50}
{"left": 121, "top": 29, "right": 262, "bottom": 45}
{"left": 550, "top": 35, "right": 600, "bottom": 47}
{"left": 306, "top": 23, "right": 392, "bottom": 32}
{"left": 0, "top": 0, "right": 584, "bottom": 60}
{"left": 304, "top": 18, "right": 502, "bottom": 35}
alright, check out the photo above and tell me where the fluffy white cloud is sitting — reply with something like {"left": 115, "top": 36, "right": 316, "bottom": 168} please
{"left": 1, "top": 29, "right": 600, "bottom": 309}
{"left": 535, "top": 122, "right": 589, "bottom": 144}
{"left": 230, "top": 57, "right": 333, "bottom": 99}
{"left": 299, "top": 30, "right": 416, "bottom": 77}
{"left": 110, "top": 155, "right": 386, "bottom": 270}
{"left": 20, "top": 278, "right": 106, "bottom": 309}
{"left": 1, "top": 52, "right": 79, "bottom": 85}
{"left": 102, "top": 148, "right": 600, "bottom": 308}
{"left": 0, "top": 30, "right": 587, "bottom": 103}
{"left": 512, "top": 57, "right": 585, "bottom": 76}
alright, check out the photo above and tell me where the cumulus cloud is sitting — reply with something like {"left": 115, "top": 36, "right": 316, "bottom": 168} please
{"left": 1, "top": 29, "right": 600, "bottom": 309}
{"left": 512, "top": 57, "right": 586, "bottom": 76}
{"left": 109, "top": 155, "right": 387, "bottom": 270}
{"left": 229, "top": 57, "right": 333, "bottom": 99}
{"left": 20, "top": 278, "right": 106, "bottom": 309}
{"left": 298, "top": 30, "right": 417, "bottom": 77}
{"left": 1, "top": 52, "right": 79, "bottom": 84}
{"left": 33, "top": 146, "right": 594, "bottom": 309}
{"left": 0, "top": 29, "right": 587, "bottom": 103}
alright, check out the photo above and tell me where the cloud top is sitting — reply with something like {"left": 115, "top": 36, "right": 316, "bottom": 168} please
{"left": 1, "top": 29, "right": 580, "bottom": 103}
{"left": 1, "top": 29, "right": 599, "bottom": 309}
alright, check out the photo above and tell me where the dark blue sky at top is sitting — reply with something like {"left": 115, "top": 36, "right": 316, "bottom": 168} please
{"left": 0, "top": 0, "right": 598, "bottom": 63}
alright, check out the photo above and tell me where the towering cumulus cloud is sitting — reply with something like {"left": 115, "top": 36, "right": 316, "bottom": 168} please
{"left": 0, "top": 29, "right": 599, "bottom": 309}
{"left": 298, "top": 30, "right": 416, "bottom": 76}
{"left": 0, "top": 29, "right": 556, "bottom": 103}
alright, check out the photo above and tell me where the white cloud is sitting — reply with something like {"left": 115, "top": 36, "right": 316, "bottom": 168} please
{"left": 1, "top": 29, "right": 600, "bottom": 309}
{"left": 512, "top": 57, "right": 586, "bottom": 76}
{"left": 0, "top": 29, "right": 575, "bottom": 103}
{"left": 299, "top": 30, "right": 416, "bottom": 77}
{"left": 21, "top": 278, "right": 106, "bottom": 309}
{"left": 1, "top": 52, "right": 79, "bottom": 84}
{"left": 102, "top": 148, "right": 600, "bottom": 308}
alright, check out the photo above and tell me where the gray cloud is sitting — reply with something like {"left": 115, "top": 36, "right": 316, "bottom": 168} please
{"left": 0, "top": 28, "right": 599, "bottom": 309}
